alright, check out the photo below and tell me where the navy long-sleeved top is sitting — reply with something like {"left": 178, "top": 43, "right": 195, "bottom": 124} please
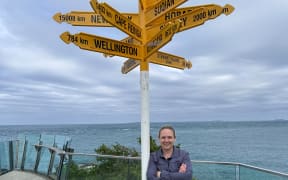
{"left": 147, "top": 147, "right": 192, "bottom": 180}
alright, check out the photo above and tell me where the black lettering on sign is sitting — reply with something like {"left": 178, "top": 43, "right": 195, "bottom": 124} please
{"left": 94, "top": 40, "right": 138, "bottom": 56}
{"left": 98, "top": 4, "right": 106, "bottom": 14}
{"left": 68, "top": 35, "right": 78, "bottom": 42}
{"left": 222, "top": 7, "right": 229, "bottom": 14}
{"left": 165, "top": 24, "right": 178, "bottom": 37}
{"left": 60, "top": 15, "right": 76, "bottom": 21}
{"left": 128, "top": 23, "right": 141, "bottom": 38}
{"left": 166, "top": 59, "right": 172, "bottom": 64}
{"left": 77, "top": 16, "right": 85, "bottom": 22}
{"left": 147, "top": 35, "right": 163, "bottom": 53}
{"left": 91, "top": 14, "right": 107, "bottom": 23}
{"left": 179, "top": 17, "right": 187, "bottom": 26}
{"left": 165, "top": 9, "right": 191, "bottom": 21}
{"left": 154, "top": 0, "right": 175, "bottom": 16}
{"left": 165, "top": 10, "right": 182, "bottom": 20}
{"left": 106, "top": 10, "right": 112, "bottom": 18}
{"left": 157, "top": 53, "right": 168, "bottom": 60}
{"left": 80, "top": 38, "right": 88, "bottom": 45}
{"left": 193, "top": 12, "right": 206, "bottom": 22}
{"left": 208, "top": 9, "right": 217, "bottom": 17}
{"left": 115, "top": 15, "right": 127, "bottom": 29}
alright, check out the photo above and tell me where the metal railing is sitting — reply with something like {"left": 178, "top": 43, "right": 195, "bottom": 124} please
{"left": 1, "top": 136, "right": 288, "bottom": 180}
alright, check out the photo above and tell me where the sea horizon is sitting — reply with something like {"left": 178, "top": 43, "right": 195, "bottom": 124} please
{"left": 0, "top": 118, "right": 287, "bottom": 126}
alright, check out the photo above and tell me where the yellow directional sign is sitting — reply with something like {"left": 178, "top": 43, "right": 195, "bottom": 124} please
{"left": 145, "top": 0, "right": 187, "bottom": 25}
{"left": 90, "top": 0, "right": 142, "bottom": 42}
{"left": 121, "top": 51, "right": 192, "bottom": 74}
{"left": 122, "top": 59, "right": 140, "bottom": 74}
{"left": 53, "top": 11, "right": 139, "bottom": 27}
{"left": 146, "top": 8, "right": 206, "bottom": 40}
{"left": 60, "top": 32, "right": 143, "bottom": 60}
{"left": 149, "top": 51, "right": 192, "bottom": 69}
{"left": 145, "top": 20, "right": 181, "bottom": 58}
{"left": 146, "top": 4, "right": 234, "bottom": 34}
{"left": 148, "top": 4, "right": 235, "bottom": 27}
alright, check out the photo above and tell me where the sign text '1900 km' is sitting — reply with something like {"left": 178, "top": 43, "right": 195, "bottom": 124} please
{"left": 60, "top": 32, "right": 143, "bottom": 60}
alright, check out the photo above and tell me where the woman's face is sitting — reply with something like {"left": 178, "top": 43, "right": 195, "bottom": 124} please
{"left": 159, "top": 128, "right": 175, "bottom": 151}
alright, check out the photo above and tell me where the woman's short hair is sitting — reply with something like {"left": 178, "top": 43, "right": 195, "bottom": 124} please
{"left": 158, "top": 125, "right": 176, "bottom": 138}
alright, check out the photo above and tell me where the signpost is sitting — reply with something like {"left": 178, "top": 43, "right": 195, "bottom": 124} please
{"left": 122, "top": 52, "right": 192, "bottom": 74}
{"left": 147, "top": 4, "right": 234, "bottom": 26}
{"left": 146, "top": 7, "right": 207, "bottom": 39}
{"left": 54, "top": 0, "right": 234, "bottom": 179}
{"left": 53, "top": 11, "right": 139, "bottom": 27}
{"left": 60, "top": 31, "right": 143, "bottom": 60}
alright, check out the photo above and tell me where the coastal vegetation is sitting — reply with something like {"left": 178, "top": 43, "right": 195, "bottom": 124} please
{"left": 67, "top": 136, "right": 195, "bottom": 180}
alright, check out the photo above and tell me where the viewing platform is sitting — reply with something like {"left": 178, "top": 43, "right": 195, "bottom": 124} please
{"left": 0, "top": 170, "right": 50, "bottom": 180}
{"left": 1, "top": 135, "right": 288, "bottom": 180}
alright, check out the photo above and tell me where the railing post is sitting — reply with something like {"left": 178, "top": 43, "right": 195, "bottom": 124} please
{"left": 127, "top": 159, "right": 130, "bottom": 180}
{"left": 21, "top": 139, "right": 28, "bottom": 170}
{"left": 64, "top": 147, "right": 74, "bottom": 180}
{"left": 14, "top": 140, "right": 19, "bottom": 169}
{"left": 47, "top": 148, "right": 56, "bottom": 176}
{"left": 0, "top": 143, "right": 2, "bottom": 173}
{"left": 236, "top": 164, "right": 240, "bottom": 180}
{"left": 34, "top": 141, "right": 43, "bottom": 172}
{"left": 8, "top": 141, "right": 14, "bottom": 171}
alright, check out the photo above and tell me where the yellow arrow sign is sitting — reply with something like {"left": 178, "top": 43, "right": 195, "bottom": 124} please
{"left": 147, "top": 4, "right": 234, "bottom": 35}
{"left": 121, "top": 59, "right": 140, "bottom": 74}
{"left": 145, "top": 20, "right": 181, "bottom": 58}
{"left": 60, "top": 32, "right": 143, "bottom": 60}
{"left": 146, "top": 8, "right": 206, "bottom": 40}
{"left": 145, "top": 0, "right": 187, "bottom": 25}
{"left": 149, "top": 4, "right": 234, "bottom": 27}
{"left": 121, "top": 51, "right": 192, "bottom": 74}
{"left": 90, "top": 0, "right": 142, "bottom": 42}
{"left": 53, "top": 11, "right": 139, "bottom": 27}
{"left": 149, "top": 51, "right": 192, "bottom": 69}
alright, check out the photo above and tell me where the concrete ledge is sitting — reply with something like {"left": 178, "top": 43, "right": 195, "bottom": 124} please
{"left": 0, "top": 170, "right": 50, "bottom": 180}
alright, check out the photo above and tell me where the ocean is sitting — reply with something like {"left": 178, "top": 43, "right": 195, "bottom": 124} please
{"left": 0, "top": 120, "right": 288, "bottom": 174}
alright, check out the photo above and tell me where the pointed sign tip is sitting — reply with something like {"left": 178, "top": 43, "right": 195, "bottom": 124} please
{"left": 53, "top": 13, "right": 62, "bottom": 23}
{"left": 60, "top": 32, "right": 71, "bottom": 44}
{"left": 186, "top": 61, "right": 192, "bottom": 69}
{"left": 223, "top": 4, "right": 235, "bottom": 15}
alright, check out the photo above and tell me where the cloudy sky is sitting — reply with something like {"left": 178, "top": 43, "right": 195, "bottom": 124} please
{"left": 0, "top": 0, "right": 287, "bottom": 125}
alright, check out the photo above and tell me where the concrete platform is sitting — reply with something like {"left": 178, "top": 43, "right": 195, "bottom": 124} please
{"left": 0, "top": 170, "right": 51, "bottom": 180}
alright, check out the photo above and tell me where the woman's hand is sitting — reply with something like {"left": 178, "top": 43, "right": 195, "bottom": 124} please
{"left": 179, "top": 163, "right": 187, "bottom": 173}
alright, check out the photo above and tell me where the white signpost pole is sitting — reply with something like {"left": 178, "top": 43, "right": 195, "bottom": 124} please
{"left": 140, "top": 70, "right": 150, "bottom": 180}
{"left": 139, "top": 1, "right": 150, "bottom": 179}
